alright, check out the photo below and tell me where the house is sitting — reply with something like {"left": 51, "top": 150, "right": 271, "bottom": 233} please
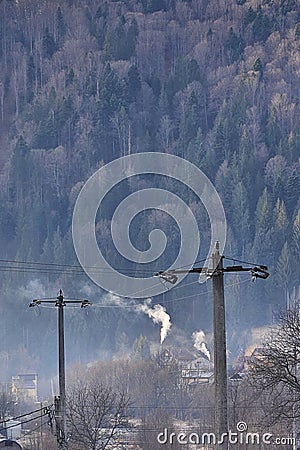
{"left": 229, "top": 347, "right": 270, "bottom": 380}
{"left": 159, "top": 347, "right": 214, "bottom": 385}
{"left": 181, "top": 368, "right": 214, "bottom": 385}
{"left": 11, "top": 374, "right": 38, "bottom": 403}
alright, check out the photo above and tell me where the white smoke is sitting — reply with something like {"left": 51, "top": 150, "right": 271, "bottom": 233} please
{"left": 137, "top": 300, "right": 171, "bottom": 344}
{"left": 19, "top": 279, "right": 46, "bottom": 300}
{"left": 101, "top": 295, "right": 171, "bottom": 344}
{"left": 192, "top": 330, "right": 210, "bottom": 360}
{"left": 102, "top": 293, "right": 127, "bottom": 306}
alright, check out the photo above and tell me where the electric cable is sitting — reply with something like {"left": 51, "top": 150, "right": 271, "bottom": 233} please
{"left": 2, "top": 411, "right": 51, "bottom": 431}
{"left": 0, "top": 258, "right": 153, "bottom": 272}
{"left": 0, "top": 257, "right": 209, "bottom": 277}
{"left": 90, "top": 277, "right": 252, "bottom": 308}
{"left": 0, "top": 405, "right": 52, "bottom": 424}
{"left": 20, "top": 421, "right": 46, "bottom": 439}
{"left": 223, "top": 256, "right": 268, "bottom": 268}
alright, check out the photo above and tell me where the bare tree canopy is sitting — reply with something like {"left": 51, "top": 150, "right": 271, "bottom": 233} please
{"left": 248, "top": 299, "right": 300, "bottom": 424}
{"left": 66, "top": 379, "right": 130, "bottom": 450}
{"left": 0, "top": 390, "right": 14, "bottom": 422}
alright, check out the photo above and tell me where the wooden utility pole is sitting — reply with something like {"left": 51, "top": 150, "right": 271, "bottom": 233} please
{"left": 212, "top": 243, "right": 228, "bottom": 448}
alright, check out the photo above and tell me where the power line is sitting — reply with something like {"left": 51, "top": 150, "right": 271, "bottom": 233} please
{"left": 161, "top": 276, "right": 252, "bottom": 304}
{"left": 0, "top": 406, "right": 52, "bottom": 424}
{"left": 2, "top": 411, "right": 51, "bottom": 431}
{"left": 0, "top": 256, "right": 267, "bottom": 275}
{"left": 0, "top": 258, "right": 153, "bottom": 273}
{"left": 0, "top": 265, "right": 154, "bottom": 276}
{"left": 90, "top": 277, "right": 252, "bottom": 308}
{"left": 20, "top": 421, "right": 47, "bottom": 439}
{"left": 35, "top": 276, "right": 253, "bottom": 311}
{"left": 223, "top": 256, "right": 269, "bottom": 268}
{"left": 0, "top": 257, "right": 209, "bottom": 277}
{"left": 163, "top": 258, "right": 208, "bottom": 272}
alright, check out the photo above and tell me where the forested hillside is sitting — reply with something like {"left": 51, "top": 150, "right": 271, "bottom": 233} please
{"left": 0, "top": 0, "right": 299, "bottom": 379}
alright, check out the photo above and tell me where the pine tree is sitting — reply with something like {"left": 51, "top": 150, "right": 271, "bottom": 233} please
{"left": 292, "top": 209, "right": 300, "bottom": 278}
{"left": 55, "top": 96, "right": 73, "bottom": 132}
{"left": 253, "top": 57, "right": 263, "bottom": 80}
{"left": 32, "top": 115, "right": 57, "bottom": 149}
{"left": 274, "top": 198, "right": 288, "bottom": 233}
{"left": 276, "top": 242, "right": 292, "bottom": 291}
{"left": 224, "top": 28, "right": 245, "bottom": 63}
{"left": 252, "top": 6, "right": 274, "bottom": 42}
{"left": 144, "top": 0, "right": 166, "bottom": 13}
{"left": 56, "top": 7, "right": 66, "bottom": 46}
{"left": 252, "top": 188, "right": 273, "bottom": 261}
{"left": 126, "top": 65, "right": 141, "bottom": 102}
{"left": 104, "top": 20, "right": 135, "bottom": 60}
{"left": 285, "top": 165, "right": 300, "bottom": 215}
{"left": 126, "top": 18, "right": 139, "bottom": 58}
{"left": 243, "top": 7, "right": 256, "bottom": 27}
{"left": 42, "top": 27, "right": 57, "bottom": 59}
{"left": 14, "top": 135, "right": 29, "bottom": 158}
{"left": 65, "top": 68, "right": 74, "bottom": 87}
{"left": 26, "top": 53, "right": 35, "bottom": 102}
{"left": 186, "top": 127, "right": 204, "bottom": 168}
{"left": 10, "top": 136, "right": 31, "bottom": 203}
{"left": 0, "top": 199, "right": 16, "bottom": 241}
{"left": 179, "top": 91, "right": 200, "bottom": 149}
{"left": 272, "top": 198, "right": 288, "bottom": 257}
{"left": 231, "top": 181, "right": 251, "bottom": 255}
{"left": 209, "top": 100, "right": 231, "bottom": 172}
{"left": 41, "top": 235, "right": 53, "bottom": 263}
{"left": 52, "top": 226, "right": 64, "bottom": 265}
{"left": 186, "top": 59, "right": 203, "bottom": 84}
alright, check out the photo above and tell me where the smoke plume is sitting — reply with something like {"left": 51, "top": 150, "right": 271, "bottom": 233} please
{"left": 192, "top": 330, "right": 210, "bottom": 360}
{"left": 19, "top": 279, "right": 46, "bottom": 301}
{"left": 100, "top": 294, "right": 172, "bottom": 344}
{"left": 137, "top": 300, "right": 171, "bottom": 344}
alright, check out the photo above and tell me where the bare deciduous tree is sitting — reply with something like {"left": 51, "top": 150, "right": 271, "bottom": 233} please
{"left": 0, "top": 388, "right": 14, "bottom": 422}
{"left": 248, "top": 299, "right": 300, "bottom": 425}
{"left": 66, "top": 379, "right": 130, "bottom": 450}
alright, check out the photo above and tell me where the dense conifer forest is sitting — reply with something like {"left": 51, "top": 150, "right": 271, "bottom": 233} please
{"left": 0, "top": 0, "right": 299, "bottom": 379}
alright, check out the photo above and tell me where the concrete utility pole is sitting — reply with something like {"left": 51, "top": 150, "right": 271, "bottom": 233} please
{"left": 57, "top": 290, "right": 67, "bottom": 450}
{"left": 40, "top": 402, "right": 44, "bottom": 450}
{"left": 212, "top": 243, "right": 228, "bottom": 448}
{"left": 156, "top": 242, "right": 269, "bottom": 449}
{"left": 29, "top": 290, "right": 91, "bottom": 450}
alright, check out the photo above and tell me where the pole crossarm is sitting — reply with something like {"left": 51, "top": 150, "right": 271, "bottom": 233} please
{"left": 29, "top": 298, "right": 92, "bottom": 308}
{"left": 155, "top": 263, "right": 269, "bottom": 284}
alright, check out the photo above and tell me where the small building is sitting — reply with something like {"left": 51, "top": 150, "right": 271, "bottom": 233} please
{"left": 181, "top": 369, "right": 214, "bottom": 385}
{"left": 11, "top": 374, "right": 38, "bottom": 403}
{"left": 230, "top": 346, "right": 270, "bottom": 380}
{"left": 2, "top": 421, "right": 22, "bottom": 440}
{"left": 159, "top": 347, "right": 213, "bottom": 385}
